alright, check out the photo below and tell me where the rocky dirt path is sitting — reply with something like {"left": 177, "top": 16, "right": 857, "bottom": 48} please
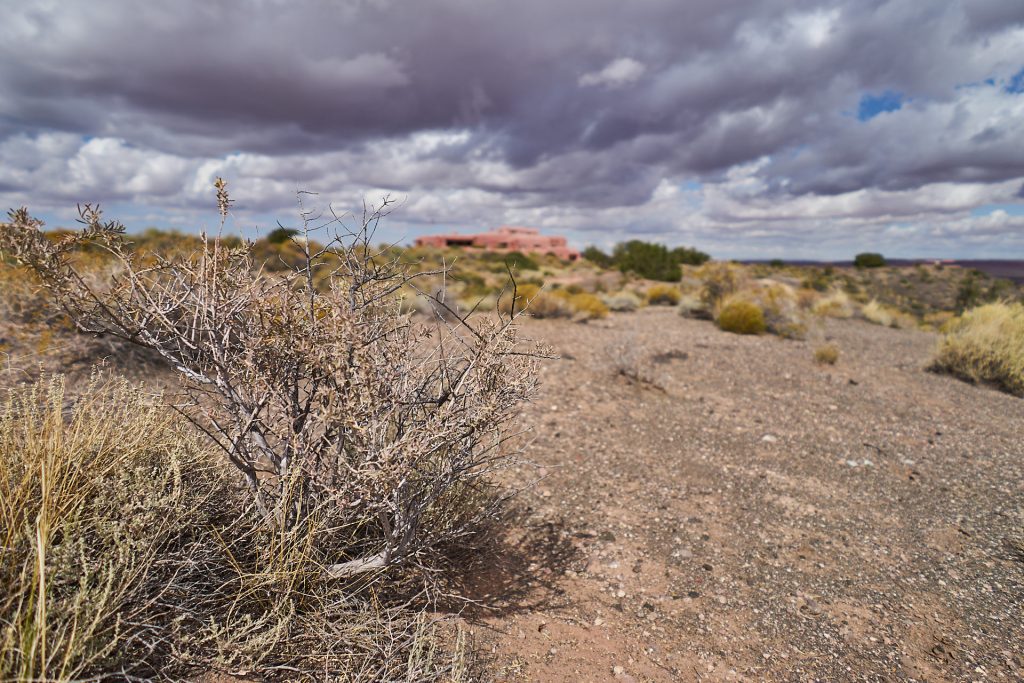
{"left": 463, "top": 307, "right": 1023, "bottom": 682}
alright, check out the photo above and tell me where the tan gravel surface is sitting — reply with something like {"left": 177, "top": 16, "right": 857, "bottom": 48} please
{"left": 464, "top": 307, "right": 1023, "bottom": 682}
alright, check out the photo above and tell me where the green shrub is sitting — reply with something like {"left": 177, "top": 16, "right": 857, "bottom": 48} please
{"left": 503, "top": 250, "right": 539, "bottom": 270}
{"left": 646, "top": 283, "right": 682, "bottom": 306}
{"left": 854, "top": 252, "right": 886, "bottom": 268}
{"left": 457, "top": 271, "right": 493, "bottom": 299}
{"left": 612, "top": 240, "right": 681, "bottom": 282}
{"left": 671, "top": 246, "right": 711, "bottom": 266}
{"left": 717, "top": 299, "right": 766, "bottom": 335}
{"left": 582, "top": 246, "right": 613, "bottom": 268}
{"left": 931, "top": 302, "right": 1024, "bottom": 397}
{"left": 266, "top": 226, "right": 299, "bottom": 244}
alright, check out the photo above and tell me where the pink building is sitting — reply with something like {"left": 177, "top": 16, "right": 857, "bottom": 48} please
{"left": 414, "top": 226, "right": 580, "bottom": 261}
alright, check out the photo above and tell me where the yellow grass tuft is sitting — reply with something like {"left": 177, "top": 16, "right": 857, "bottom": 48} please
{"left": 861, "top": 300, "right": 915, "bottom": 329}
{"left": 716, "top": 297, "right": 766, "bottom": 335}
{"left": 646, "top": 284, "right": 682, "bottom": 306}
{"left": 931, "top": 302, "right": 1024, "bottom": 397}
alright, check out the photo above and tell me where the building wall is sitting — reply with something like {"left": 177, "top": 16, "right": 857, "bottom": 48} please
{"left": 414, "top": 227, "right": 580, "bottom": 260}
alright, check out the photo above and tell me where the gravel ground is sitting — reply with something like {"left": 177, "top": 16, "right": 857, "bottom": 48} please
{"left": 464, "top": 307, "right": 1023, "bottom": 682}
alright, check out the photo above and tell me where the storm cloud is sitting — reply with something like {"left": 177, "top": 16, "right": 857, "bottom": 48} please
{"left": 1, "top": 0, "right": 1023, "bottom": 257}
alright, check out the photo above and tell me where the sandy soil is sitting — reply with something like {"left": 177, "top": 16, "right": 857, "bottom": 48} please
{"left": 459, "top": 307, "right": 1023, "bottom": 682}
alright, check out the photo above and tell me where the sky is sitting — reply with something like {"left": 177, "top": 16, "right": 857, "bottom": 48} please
{"left": 1, "top": 0, "right": 1023, "bottom": 260}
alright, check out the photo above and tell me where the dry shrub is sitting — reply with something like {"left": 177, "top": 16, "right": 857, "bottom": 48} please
{"left": 0, "top": 375, "right": 476, "bottom": 680}
{"left": 922, "top": 310, "right": 956, "bottom": 331}
{"left": 814, "top": 343, "right": 840, "bottom": 365}
{"left": 567, "top": 292, "right": 609, "bottom": 320}
{"left": 678, "top": 292, "right": 713, "bottom": 320}
{"left": 716, "top": 297, "right": 766, "bottom": 335}
{"left": 0, "top": 264, "right": 55, "bottom": 325}
{"left": 498, "top": 283, "right": 562, "bottom": 318}
{"left": 698, "top": 262, "right": 746, "bottom": 307}
{"left": 646, "top": 284, "right": 681, "bottom": 306}
{"left": 812, "top": 290, "right": 855, "bottom": 319}
{"left": 795, "top": 287, "right": 820, "bottom": 311}
{"left": 756, "top": 282, "right": 808, "bottom": 339}
{"left": 861, "top": 299, "right": 915, "bottom": 328}
{"left": 1, "top": 190, "right": 542, "bottom": 583}
{"left": 604, "top": 341, "right": 665, "bottom": 391}
{"left": 602, "top": 290, "right": 643, "bottom": 312}
{"left": 930, "top": 302, "right": 1024, "bottom": 397}
{"left": 0, "top": 375, "right": 217, "bottom": 679}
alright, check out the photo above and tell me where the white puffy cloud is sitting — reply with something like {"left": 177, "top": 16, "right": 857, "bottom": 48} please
{"left": 579, "top": 58, "right": 646, "bottom": 88}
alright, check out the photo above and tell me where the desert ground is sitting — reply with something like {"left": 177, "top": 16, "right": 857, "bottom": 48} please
{"left": 455, "top": 307, "right": 1022, "bottom": 682}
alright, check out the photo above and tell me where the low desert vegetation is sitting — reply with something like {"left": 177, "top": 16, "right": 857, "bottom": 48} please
{"left": 602, "top": 289, "right": 643, "bottom": 312}
{"left": 697, "top": 261, "right": 746, "bottom": 308}
{"left": 861, "top": 299, "right": 916, "bottom": 329}
{"left": 814, "top": 343, "right": 841, "bottom": 365}
{"left": 646, "top": 283, "right": 682, "bottom": 306}
{"left": 930, "top": 301, "right": 1024, "bottom": 397}
{"left": 716, "top": 297, "right": 767, "bottom": 335}
{"left": 812, "top": 289, "right": 856, "bottom": 319}
{"left": 0, "top": 186, "right": 542, "bottom": 679}
{"left": 566, "top": 291, "right": 610, "bottom": 320}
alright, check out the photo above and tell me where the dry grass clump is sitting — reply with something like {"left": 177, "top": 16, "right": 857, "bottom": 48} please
{"left": 646, "top": 283, "right": 681, "bottom": 306}
{"left": 930, "top": 302, "right": 1024, "bottom": 397}
{"left": 0, "top": 375, "right": 216, "bottom": 679}
{"left": 567, "top": 292, "right": 609, "bottom": 320}
{"left": 497, "top": 284, "right": 609, "bottom": 320}
{"left": 716, "top": 297, "right": 766, "bottom": 335}
{"left": 755, "top": 282, "right": 808, "bottom": 339}
{"left": 498, "top": 283, "right": 570, "bottom": 318}
{"left": 678, "top": 292, "right": 713, "bottom": 319}
{"left": 0, "top": 265, "right": 56, "bottom": 325}
{"left": 812, "top": 290, "right": 855, "bottom": 319}
{"left": 698, "top": 262, "right": 746, "bottom": 308}
{"left": 861, "top": 299, "right": 915, "bottom": 329}
{"left": 602, "top": 290, "right": 643, "bottom": 312}
{"left": 814, "top": 343, "right": 841, "bottom": 365}
{"left": 0, "top": 375, "right": 475, "bottom": 680}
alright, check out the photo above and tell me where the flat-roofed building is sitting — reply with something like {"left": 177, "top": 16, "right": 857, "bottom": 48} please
{"left": 415, "top": 226, "right": 580, "bottom": 261}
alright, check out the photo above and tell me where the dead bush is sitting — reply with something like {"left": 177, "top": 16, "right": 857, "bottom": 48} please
{"left": 0, "top": 187, "right": 543, "bottom": 586}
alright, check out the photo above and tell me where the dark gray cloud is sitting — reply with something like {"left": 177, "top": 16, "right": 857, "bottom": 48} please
{"left": 1, "top": 0, "right": 1023, "bottom": 257}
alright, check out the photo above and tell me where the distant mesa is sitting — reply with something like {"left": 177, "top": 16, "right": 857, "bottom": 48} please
{"left": 414, "top": 226, "right": 580, "bottom": 261}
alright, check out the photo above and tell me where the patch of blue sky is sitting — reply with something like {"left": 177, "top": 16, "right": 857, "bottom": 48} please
{"left": 1006, "top": 67, "right": 1024, "bottom": 94}
{"left": 971, "top": 203, "right": 1024, "bottom": 217}
{"left": 857, "top": 90, "right": 904, "bottom": 121}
